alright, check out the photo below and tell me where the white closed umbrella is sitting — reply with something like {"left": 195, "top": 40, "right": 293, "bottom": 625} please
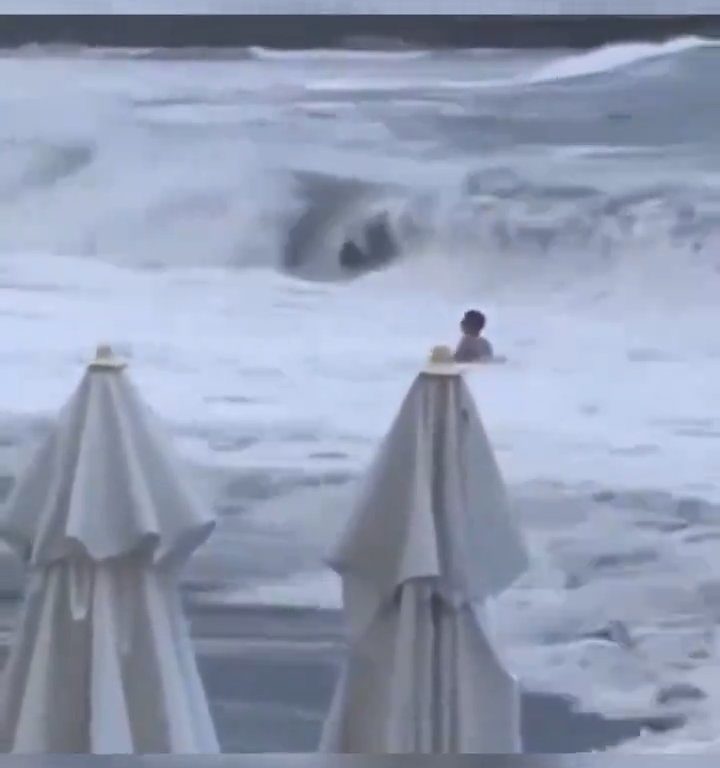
{"left": 320, "top": 352, "right": 530, "bottom": 753}
{"left": 0, "top": 346, "right": 219, "bottom": 754}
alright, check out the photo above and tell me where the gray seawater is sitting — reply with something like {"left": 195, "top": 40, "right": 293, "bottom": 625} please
{"left": 2, "top": 39, "right": 720, "bottom": 752}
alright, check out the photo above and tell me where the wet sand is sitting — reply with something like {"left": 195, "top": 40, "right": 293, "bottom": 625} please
{"left": 187, "top": 604, "right": 680, "bottom": 754}
{"left": 0, "top": 594, "right": 680, "bottom": 754}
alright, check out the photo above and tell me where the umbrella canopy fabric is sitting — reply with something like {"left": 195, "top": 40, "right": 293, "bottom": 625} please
{"left": 0, "top": 353, "right": 219, "bottom": 754}
{"left": 320, "top": 371, "right": 529, "bottom": 753}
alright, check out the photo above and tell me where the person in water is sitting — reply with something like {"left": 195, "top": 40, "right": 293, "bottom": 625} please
{"left": 454, "top": 309, "right": 495, "bottom": 363}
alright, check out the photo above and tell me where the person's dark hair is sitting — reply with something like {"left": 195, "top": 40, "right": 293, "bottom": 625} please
{"left": 462, "top": 309, "right": 486, "bottom": 333}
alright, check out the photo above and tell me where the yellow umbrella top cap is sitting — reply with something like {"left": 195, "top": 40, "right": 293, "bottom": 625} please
{"left": 88, "top": 344, "right": 127, "bottom": 372}
{"left": 422, "top": 345, "right": 464, "bottom": 377}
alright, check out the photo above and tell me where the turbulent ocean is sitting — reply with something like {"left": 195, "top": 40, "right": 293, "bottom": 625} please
{"left": 2, "top": 35, "right": 720, "bottom": 752}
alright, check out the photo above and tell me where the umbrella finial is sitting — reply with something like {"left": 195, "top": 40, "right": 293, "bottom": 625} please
{"left": 422, "top": 345, "right": 463, "bottom": 377}
{"left": 89, "top": 344, "right": 127, "bottom": 372}
{"left": 429, "top": 345, "right": 454, "bottom": 364}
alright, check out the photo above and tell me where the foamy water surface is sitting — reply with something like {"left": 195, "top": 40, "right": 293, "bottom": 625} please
{"left": 2, "top": 38, "right": 720, "bottom": 751}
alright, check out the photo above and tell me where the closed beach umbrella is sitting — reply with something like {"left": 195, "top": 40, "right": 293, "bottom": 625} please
{"left": 320, "top": 351, "right": 530, "bottom": 753}
{"left": 0, "top": 346, "right": 219, "bottom": 754}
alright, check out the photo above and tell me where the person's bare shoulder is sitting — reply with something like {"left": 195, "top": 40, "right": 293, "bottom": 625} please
{"left": 453, "top": 336, "right": 477, "bottom": 362}
{"left": 455, "top": 337, "right": 507, "bottom": 365}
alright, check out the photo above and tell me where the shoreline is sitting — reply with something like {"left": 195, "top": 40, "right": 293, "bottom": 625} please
{"left": 190, "top": 602, "right": 684, "bottom": 753}
{"left": 0, "top": 596, "right": 684, "bottom": 753}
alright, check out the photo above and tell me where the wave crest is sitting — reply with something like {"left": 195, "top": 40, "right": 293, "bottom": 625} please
{"left": 522, "top": 35, "right": 716, "bottom": 85}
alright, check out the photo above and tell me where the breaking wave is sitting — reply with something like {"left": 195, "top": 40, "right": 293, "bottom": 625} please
{"left": 0, "top": 36, "right": 719, "bottom": 305}
{"left": 521, "top": 35, "right": 717, "bottom": 85}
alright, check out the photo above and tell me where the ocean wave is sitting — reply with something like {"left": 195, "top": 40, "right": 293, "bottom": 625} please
{"left": 521, "top": 35, "right": 717, "bottom": 85}
{"left": 305, "top": 36, "right": 718, "bottom": 95}
{"left": 2, "top": 136, "right": 720, "bottom": 295}
{"left": 1, "top": 41, "right": 719, "bottom": 293}
{"left": 248, "top": 46, "right": 431, "bottom": 62}
{"left": 0, "top": 140, "right": 94, "bottom": 199}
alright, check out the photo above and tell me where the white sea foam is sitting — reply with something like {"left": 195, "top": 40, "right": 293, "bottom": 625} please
{"left": 248, "top": 46, "right": 431, "bottom": 62}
